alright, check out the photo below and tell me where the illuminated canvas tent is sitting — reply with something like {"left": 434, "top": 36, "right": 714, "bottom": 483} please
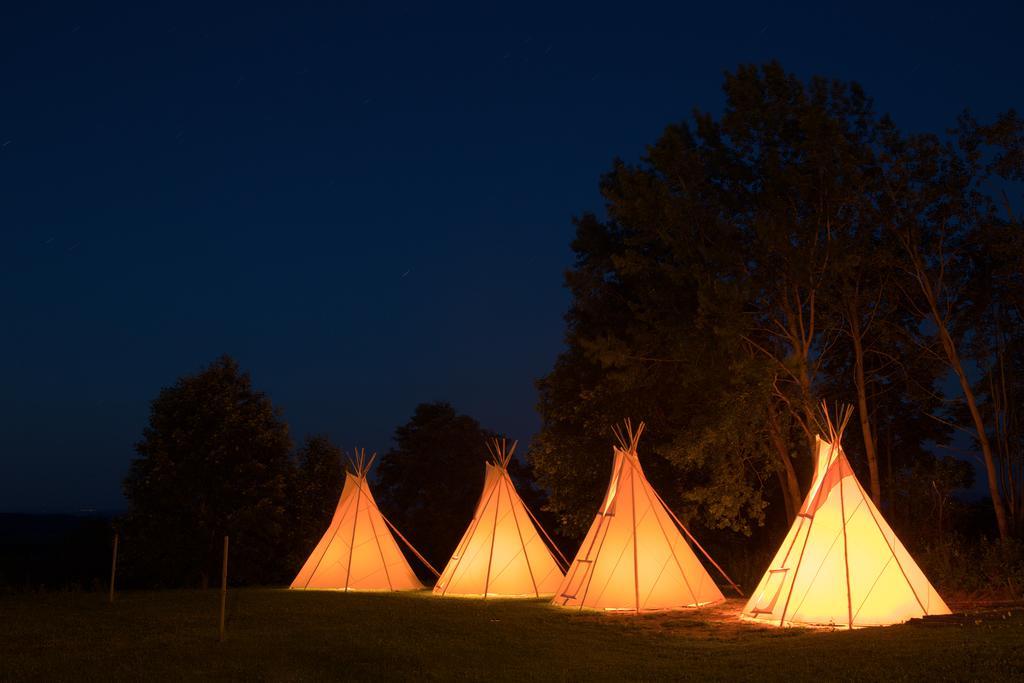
{"left": 434, "top": 439, "right": 568, "bottom": 598}
{"left": 742, "top": 407, "right": 951, "bottom": 628}
{"left": 553, "top": 421, "right": 739, "bottom": 613}
{"left": 291, "top": 449, "right": 438, "bottom": 591}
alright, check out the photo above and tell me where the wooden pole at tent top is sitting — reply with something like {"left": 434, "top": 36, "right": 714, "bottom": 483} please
{"left": 108, "top": 533, "right": 119, "bottom": 603}
{"left": 486, "top": 438, "right": 517, "bottom": 469}
{"left": 219, "top": 535, "right": 229, "bottom": 642}
{"left": 485, "top": 436, "right": 570, "bottom": 571}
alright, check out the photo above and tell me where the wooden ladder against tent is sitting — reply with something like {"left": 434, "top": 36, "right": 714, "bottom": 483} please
{"left": 556, "top": 425, "right": 631, "bottom": 606}
{"left": 557, "top": 422, "right": 643, "bottom": 606}
{"left": 557, "top": 498, "right": 616, "bottom": 603}
{"left": 765, "top": 404, "right": 855, "bottom": 624}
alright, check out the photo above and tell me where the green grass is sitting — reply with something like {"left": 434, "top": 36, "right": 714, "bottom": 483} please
{"left": 1, "top": 589, "right": 1021, "bottom": 681}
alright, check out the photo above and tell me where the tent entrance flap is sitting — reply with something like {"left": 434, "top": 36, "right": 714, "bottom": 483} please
{"left": 560, "top": 559, "right": 593, "bottom": 600}
{"left": 750, "top": 568, "right": 788, "bottom": 615}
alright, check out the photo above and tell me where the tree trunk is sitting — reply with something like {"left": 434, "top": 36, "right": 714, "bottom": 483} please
{"left": 941, "top": 327, "right": 1011, "bottom": 539}
{"left": 775, "top": 469, "right": 794, "bottom": 524}
{"left": 799, "top": 366, "right": 818, "bottom": 458}
{"left": 766, "top": 401, "right": 802, "bottom": 522}
{"left": 849, "top": 304, "right": 882, "bottom": 506}
{"left": 885, "top": 424, "right": 894, "bottom": 513}
{"left": 779, "top": 289, "right": 819, "bottom": 456}
{"left": 914, "top": 258, "right": 1011, "bottom": 540}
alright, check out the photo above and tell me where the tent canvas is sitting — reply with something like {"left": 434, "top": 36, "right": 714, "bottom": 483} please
{"left": 553, "top": 421, "right": 737, "bottom": 613}
{"left": 434, "top": 439, "right": 567, "bottom": 598}
{"left": 291, "top": 449, "right": 436, "bottom": 592}
{"left": 741, "top": 408, "right": 951, "bottom": 628}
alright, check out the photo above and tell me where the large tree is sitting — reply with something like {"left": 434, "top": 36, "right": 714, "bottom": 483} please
{"left": 122, "top": 356, "right": 294, "bottom": 586}
{"left": 532, "top": 62, "right": 1021, "bottom": 551}
{"left": 881, "top": 111, "right": 1024, "bottom": 539}
{"left": 532, "top": 63, "right": 889, "bottom": 541}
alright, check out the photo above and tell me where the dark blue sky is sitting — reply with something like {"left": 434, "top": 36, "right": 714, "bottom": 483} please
{"left": 2, "top": 1, "right": 1021, "bottom": 513}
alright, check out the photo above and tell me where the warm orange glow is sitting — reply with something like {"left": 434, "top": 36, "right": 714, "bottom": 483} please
{"left": 553, "top": 444, "right": 725, "bottom": 612}
{"left": 435, "top": 458, "right": 565, "bottom": 598}
{"left": 291, "top": 472, "right": 423, "bottom": 592}
{"left": 741, "top": 436, "right": 951, "bottom": 628}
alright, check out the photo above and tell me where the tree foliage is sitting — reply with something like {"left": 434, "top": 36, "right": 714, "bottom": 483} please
{"left": 289, "top": 435, "right": 345, "bottom": 568}
{"left": 375, "top": 402, "right": 505, "bottom": 568}
{"left": 532, "top": 62, "right": 1024, "bottom": 550}
{"left": 122, "top": 355, "right": 294, "bottom": 586}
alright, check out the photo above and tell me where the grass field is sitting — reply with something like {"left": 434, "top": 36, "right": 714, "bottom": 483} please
{"left": 1, "top": 589, "right": 1022, "bottom": 681}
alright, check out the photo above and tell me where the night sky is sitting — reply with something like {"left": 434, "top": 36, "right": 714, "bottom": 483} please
{"left": 2, "top": 1, "right": 1021, "bottom": 513}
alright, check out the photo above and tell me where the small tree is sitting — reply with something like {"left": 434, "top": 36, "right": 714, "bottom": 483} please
{"left": 375, "top": 403, "right": 501, "bottom": 567}
{"left": 122, "top": 355, "right": 294, "bottom": 586}
{"left": 290, "top": 435, "right": 345, "bottom": 567}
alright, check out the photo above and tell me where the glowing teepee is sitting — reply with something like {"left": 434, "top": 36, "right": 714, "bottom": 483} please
{"left": 553, "top": 421, "right": 738, "bottom": 613}
{"left": 434, "top": 439, "right": 568, "bottom": 598}
{"left": 291, "top": 449, "right": 438, "bottom": 592}
{"left": 742, "top": 406, "right": 951, "bottom": 628}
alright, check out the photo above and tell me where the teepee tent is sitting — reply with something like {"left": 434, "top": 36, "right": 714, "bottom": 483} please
{"left": 434, "top": 439, "right": 568, "bottom": 598}
{"left": 291, "top": 449, "right": 438, "bottom": 592}
{"left": 553, "top": 421, "right": 739, "bottom": 613}
{"left": 742, "top": 407, "right": 951, "bottom": 628}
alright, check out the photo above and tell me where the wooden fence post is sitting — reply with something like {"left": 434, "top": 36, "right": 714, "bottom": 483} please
{"left": 109, "top": 533, "right": 119, "bottom": 603}
{"left": 219, "top": 535, "right": 229, "bottom": 642}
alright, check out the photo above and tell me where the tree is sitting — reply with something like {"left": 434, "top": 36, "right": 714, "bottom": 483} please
{"left": 122, "top": 356, "right": 294, "bottom": 586}
{"left": 375, "top": 402, "right": 503, "bottom": 568}
{"left": 290, "top": 435, "right": 345, "bottom": 569}
{"left": 966, "top": 111, "right": 1024, "bottom": 536}
{"left": 532, "top": 63, "right": 894, "bottom": 539}
{"left": 532, "top": 62, "right": 1019, "bottom": 550}
{"left": 880, "top": 111, "right": 1024, "bottom": 539}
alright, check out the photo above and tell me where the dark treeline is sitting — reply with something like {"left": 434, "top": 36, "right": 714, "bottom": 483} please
{"left": 6, "top": 62, "right": 1021, "bottom": 598}
{"left": 0, "top": 514, "right": 112, "bottom": 592}
{"left": 530, "top": 62, "right": 1024, "bottom": 596}
{"left": 115, "top": 356, "right": 529, "bottom": 588}
{"left": 4, "top": 355, "right": 550, "bottom": 592}
{"left": 2, "top": 355, "right": 558, "bottom": 592}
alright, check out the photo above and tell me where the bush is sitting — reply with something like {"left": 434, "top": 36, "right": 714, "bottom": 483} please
{"left": 915, "top": 535, "right": 1024, "bottom": 601}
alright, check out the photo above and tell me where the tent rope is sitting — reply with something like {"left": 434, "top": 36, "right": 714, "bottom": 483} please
{"left": 346, "top": 453, "right": 442, "bottom": 579}
{"left": 375, "top": 509, "right": 442, "bottom": 578}
{"left": 520, "top": 498, "right": 571, "bottom": 571}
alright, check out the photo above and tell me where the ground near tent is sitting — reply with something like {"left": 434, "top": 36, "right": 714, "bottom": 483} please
{"left": 1, "top": 590, "right": 1021, "bottom": 680}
